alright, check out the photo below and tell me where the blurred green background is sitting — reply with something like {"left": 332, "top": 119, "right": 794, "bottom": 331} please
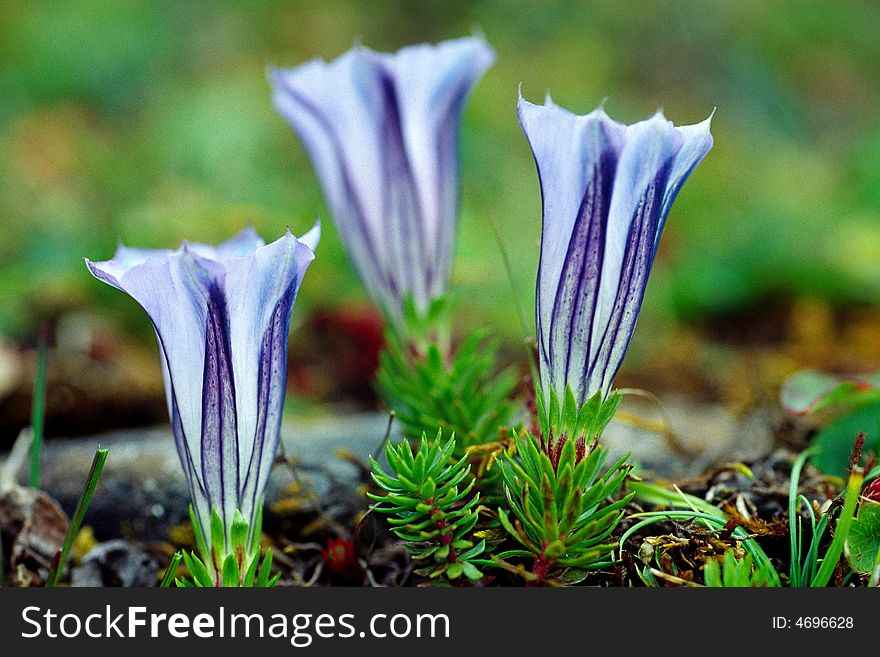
{"left": 2, "top": 0, "right": 880, "bottom": 419}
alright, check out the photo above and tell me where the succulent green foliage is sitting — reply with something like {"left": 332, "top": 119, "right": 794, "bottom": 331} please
{"left": 375, "top": 296, "right": 517, "bottom": 453}
{"left": 703, "top": 550, "right": 779, "bottom": 587}
{"left": 176, "top": 505, "right": 277, "bottom": 587}
{"left": 498, "top": 429, "right": 632, "bottom": 578}
{"left": 369, "top": 432, "right": 485, "bottom": 582}
{"left": 536, "top": 386, "right": 620, "bottom": 468}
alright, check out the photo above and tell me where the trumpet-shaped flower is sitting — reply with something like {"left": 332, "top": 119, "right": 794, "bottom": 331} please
{"left": 270, "top": 36, "right": 494, "bottom": 326}
{"left": 86, "top": 225, "right": 320, "bottom": 565}
{"left": 519, "top": 96, "right": 712, "bottom": 409}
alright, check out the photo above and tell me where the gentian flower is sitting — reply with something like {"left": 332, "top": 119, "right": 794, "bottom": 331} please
{"left": 519, "top": 95, "right": 712, "bottom": 410}
{"left": 270, "top": 36, "right": 494, "bottom": 326}
{"left": 85, "top": 225, "right": 320, "bottom": 562}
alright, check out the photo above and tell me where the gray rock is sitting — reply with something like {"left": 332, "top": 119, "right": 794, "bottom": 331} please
{"left": 70, "top": 539, "right": 159, "bottom": 587}
{"left": 602, "top": 394, "right": 775, "bottom": 478}
{"left": 0, "top": 412, "right": 395, "bottom": 540}
{"left": 0, "top": 400, "right": 773, "bottom": 540}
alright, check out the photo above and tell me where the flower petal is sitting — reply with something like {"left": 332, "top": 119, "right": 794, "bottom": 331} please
{"left": 86, "top": 225, "right": 319, "bottom": 545}
{"left": 271, "top": 51, "right": 393, "bottom": 312}
{"left": 223, "top": 226, "right": 318, "bottom": 523}
{"left": 520, "top": 97, "right": 712, "bottom": 405}
{"left": 271, "top": 37, "right": 493, "bottom": 321}
{"left": 518, "top": 96, "right": 625, "bottom": 403}
{"left": 379, "top": 37, "right": 495, "bottom": 300}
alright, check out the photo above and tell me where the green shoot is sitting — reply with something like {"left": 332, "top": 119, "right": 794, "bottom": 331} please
{"left": 498, "top": 428, "right": 632, "bottom": 580}
{"left": 45, "top": 446, "right": 109, "bottom": 587}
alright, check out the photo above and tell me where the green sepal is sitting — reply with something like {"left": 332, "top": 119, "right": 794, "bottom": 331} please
{"left": 221, "top": 554, "right": 240, "bottom": 588}
{"left": 230, "top": 509, "right": 248, "bottom": 552}
{"left": 248, "top": 504, "right": 263, "bottom": 557}
{"left": 189, "top": 504, "right": 209, "bottom": 562}
{"left": 243, "top": 550, "right": 260, "bottom": 587}
{"left": 255, "top": 548, "right": 275, "bottom": 588}
{"left": 182, "top": 551, "right": 214, "bottom": 588}
{"left": 537, "top": 384, "right": 621, "bottom": 443}
{"left": 210, "top": 507, "right": 225, "bottom": 560}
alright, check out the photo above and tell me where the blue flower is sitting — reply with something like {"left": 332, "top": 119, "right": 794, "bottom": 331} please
{"left": 86, "top": 224, "right": 320, "bottom": 550}
{"left": 519, "top": 95, "right": 713, "bottom": 408}
{"left": 270, "top": 37, "right": 494, "bottom": 326}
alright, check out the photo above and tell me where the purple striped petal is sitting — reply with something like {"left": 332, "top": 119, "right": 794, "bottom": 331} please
{"left": 200, "top": 283, "right": 239, "bottom": 531}
{"left": 270, "top": 36, "right": 494, "bottom": 325}
{"left": 86, "top": 224, "right": 319, "bottom": 544}
{"left": 519, "top": 96, "right": 712, "bottom": 406}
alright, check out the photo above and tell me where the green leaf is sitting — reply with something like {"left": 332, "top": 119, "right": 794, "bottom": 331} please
{"left": 846, "top": 500, "right": 880, "bottom": 574}
{"left": 369, "top": 430, "right": 485, "bottom": 584}
{"left": 29, "top": 329, "right": 48, "bottom": 490}
{"left": 536, "top": 386, "right": 549, "bottom": 438}
{"left": 812, "top": 468, "right": 862, "bottom": 587}
{"left": 781, "top": 369, "right": 880, "bottom": 416}
{"left": 562, "top": 386, "right": 578, "bottom": 435}
{"left": 461, "top": 561, "right": 483, "bottom": 581}
{"left": 498, "top": 429, "right": 631, "bottom": 578}
{"left": 812, "top": 404, "right": 880, "bottom": 476}
{"left": 543, "top": 540, "right": 566, "bottom": 559}
{"left": 249, "top": 503, "right": 264, "bottom": 554}
{"left": 445, "top": 562, "right": 463, "bottom": 579}
{"left": 548, "top": 387, "right": 561, "bottom": 433}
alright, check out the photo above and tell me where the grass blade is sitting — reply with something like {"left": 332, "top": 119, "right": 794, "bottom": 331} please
{"left": 45, "top": 446, "right": 109, "bottom": 587}
{"left": 788, "top": 447, "right": 817, "bottom": 587}
{"left": 29, "top": 326, "right": 49, "bottom": 489}
{"left": 628, "top": 480, "right": 781, "bottom": 587}
{"left": 161, "top": 551, "right": 184, "bottom": 588}
{"left": 811, "top": 467, "right": 863, "bottom": 587}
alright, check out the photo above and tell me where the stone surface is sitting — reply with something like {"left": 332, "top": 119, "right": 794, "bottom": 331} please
{"left": 0, "top": 412, "right": 394, "bottom": 540}
{"left": 602, "top": 394, "right": 775, "bottom": 479}
{"left": 0, "top": 400, "right": 775, "bottom": 540}
{"left": 70, "top": 539, "right": 159, "bottom": 587}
